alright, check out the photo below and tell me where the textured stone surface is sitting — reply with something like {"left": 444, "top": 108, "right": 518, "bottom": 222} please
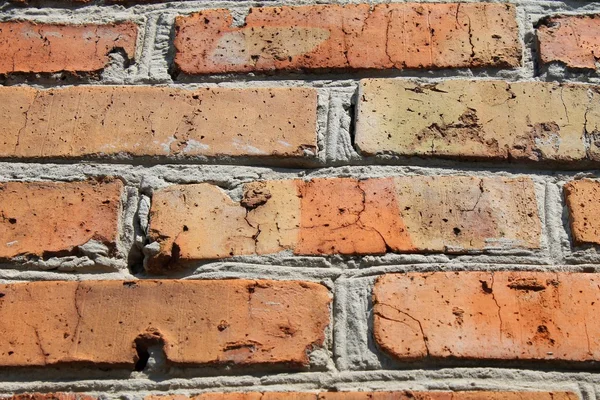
{"left": 538, "top": 14, "right": 600, "bottom": 70}
{"left": 5, "top": 395, "right": 95, "bottom": 400}
{"left": 174, "top": 3, "right": 520, "bottom": 74}
{"left": 0, "top": 179, "right": 122, "bottom": 259}
{"left": 374, "top": 272, "right": 600, "bottom": 363}
{"left": 145, "top": 392, "right": 579, "bottom": 400}
{"left": 0, "top": 21, "right": 137, "bottom": 74}
{"left": 356, "top": 79, "right": 600, "bottom": 162}
{"left": 147, "top": 176, "right": 540, "bottom": 271}
{"left": 0, "top": 86, "right": 317, "bottom": 160}
{"left": 0, "top": 280, "right": 330, "bottom": 367}
{"left": 565, "top": 179, "right": 600, "bottom": 246}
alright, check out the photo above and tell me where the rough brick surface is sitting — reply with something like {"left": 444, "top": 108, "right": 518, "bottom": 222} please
{"left": 0, "top": 280, "right": 330, "bottom": 367}
{"left": 565, "top": 179, "right": 600, "bottom": 245}
{"left": 356, "top": 79, "right": 600, "bottom": 162}
{"left": 0, "top": 179, "right": 122, "bottom": 259}
{"left": 0, "top": 21, "right": 137, "bottom": 74}
{"left": 538, "top": 14, "right": 600, "bottom": 70}
{"left": 173, "top": 3, "right": 520, "bottom": 75}
{"left": 147, "top": 176, "right": 540, "bottom": 272}
{"left": 374, "top": 272, "right": 600, "bottom": 363}
{"left": 146, "top": 392, "right": 579, "bottom": 400}
{"left": 0, "top": 86, "right": 317, "bottom": 160}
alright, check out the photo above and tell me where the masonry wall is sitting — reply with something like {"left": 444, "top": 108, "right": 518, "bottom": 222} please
{"left": 2, "top": 0, "right": 600, "bottom": 399}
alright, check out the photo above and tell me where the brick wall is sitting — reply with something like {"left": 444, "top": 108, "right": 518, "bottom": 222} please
{"left": 1, "top": 0, "right": 600, "bottom": 399}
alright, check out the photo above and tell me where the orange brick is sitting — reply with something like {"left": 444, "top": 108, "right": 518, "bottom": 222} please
{"left": 0, "top": 179, "right": 122, "bottom": 259}
{"left": 0, "top": 280, "right": 330, "bottom": 367}
{"left": 538, "top": 14, "right": 600, "bottom": 70}
{"left": 144, "top": 392, "right": 578, "bottom": 400}
{"left": 173, "top": 3, "right": 520, "bottom": 75}
{"left": 147, "top": 176, "right": 540, "bottom": 272}
{"left": 356, "top": 79, "right": 600, "bottom": 162}
{"left": 374, "top": 272, "right": 600, "bottom": 363}
{"left": 565, "top": 179, "right": 600, "bottom": 245}
{"left": 0, "top": 21, "right": 137, "bottom": 74}
{"left": 0, "top": 86, "right": 317, "bottom": 160}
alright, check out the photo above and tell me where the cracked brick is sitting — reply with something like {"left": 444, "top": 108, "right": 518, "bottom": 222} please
{"left": 0, "top": 280, "right": 330, "bottom": 368}
{"left": 173, "top": 3, "right": 520, "bottom": 75}
{"left": 0, "top": 86, "right": 317, "bottom": 161}
{"left": 356, "top": 79, "right": 600, "bottom": 164}
{"left": 0, "top": 179, "right": 122, "bottom": 260}
{"left": 373, "top": 272, "right": 600, "bottom": 363}
{"left": 537, "top": 14, "right": 600, "bottom": 70}
{"left": 565, "top": 179, "right": 600, "bottom": 246}
{"left": 0, "top": 21, "right": 137, "bottom": 75}
{"left": 146, "top": 176, "right": 540, "bottom": 273}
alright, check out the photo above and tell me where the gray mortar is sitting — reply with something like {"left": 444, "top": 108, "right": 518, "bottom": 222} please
{"left": 2, "top": 0, "right": 600, "bottom": 397}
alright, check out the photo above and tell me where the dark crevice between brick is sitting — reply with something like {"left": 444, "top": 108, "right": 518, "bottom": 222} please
{"left": 107, "top": 47, "right": 134, "bottom": 70}
{"left": 348, "top": 100, "right": 357, "bottom": 151}
{"left": 167, "top": 20, "right": 181, "bottom": 81}
{"left": 134, "top": 329, "right": 165, "bottom": 372}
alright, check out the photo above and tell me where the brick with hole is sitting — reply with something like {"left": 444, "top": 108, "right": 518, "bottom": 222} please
{"left": 0, "top": 178, "right": 122, "bottom": 260}
{"left": 145, "top": 392, "right": 579, "bottom": 400}
{"left": 565, "top": 179, "right": 600, "bottom": 246}
{"left": 0, "top": 21, "right": 137, "bottom": 75}
{"left": 173, "top": 3, "right": 520, "bottom": 75}
{"left": 146, "top": 176, "right": 541, "bottom": 272}
{"left": 373, "top": 272, "right": 600, "bottom": 363}
{"left": 0, "top": 279, "right": 330, "bottom": 368}
{"left": 355, "top": 79, "right": 600, "bottom": 163}
{"left": 537, "top": 14, "right": 600, "bottom": 70}
{"left": 0, "top": 86, "right": 317, "bottom": 162}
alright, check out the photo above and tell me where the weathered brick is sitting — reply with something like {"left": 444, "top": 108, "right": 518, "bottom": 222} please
{"left": 356, "top": 79, "right": 600, "bottom": 163}
{"left": 565, "top": 179, "right": 600, "bottom": 245}
{"left": 374, "top": 272, "right": 600, "bottom": 363}
{"left": 173, "top": 3, "right": 520, "bottom": 75}
{"left": 0, "top": 280, "right": 329, "bottom": 367}
{"left": 0, "top": 21, "right": 137, "bottom": 74}
{"left": 145, "top": 392, "right": 579, "bottom": 400}
{"left": 0, "top": 179, "right": 122, "bottom": 260}
{"left": 0, "top": 86, "right": 317, "bottom": 160}
{"left": 537, "top": 14, "right": 600, "bottom": 70}
{"left": 147, "top": 176, "right": 540, "bottom": 272}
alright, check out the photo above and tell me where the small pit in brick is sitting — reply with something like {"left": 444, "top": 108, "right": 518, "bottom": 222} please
{"left": 480, "top": 280, "right": 493, "bottom": 294}
{"left": 134, "top": 330, "right": 165, "bottom": 372}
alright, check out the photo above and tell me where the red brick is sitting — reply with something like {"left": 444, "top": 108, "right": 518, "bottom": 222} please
{"left": 538, "top": 14, "right": 600, "bottom": 70}
{"left": 565, "top": 179, "right": 600, "bottom": 245}
{"left": 145, "top": 392, "right": 578, "bottom": 400}
{"left": 374, "top": 272, "right": 600, "bottom": 363}
{"left": 0, "top": 179, "right": 122, "bottom": 260}
{"left": 0, "top": 280, "right": 330, "bottom": 367}
{"left": 147, "top": 176, "right": 540, "bottom": 272}
{"left": 0, "top": 86, "right": 317, "bottom": 160}
{"left": 0, "top": 21, "right": 137, "bottom": 74}
{"left": 173, "top": 3, "right": 520, "bottom": 75}
{"left": 356, "top": 79, "right": 600, "bottom": 162}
